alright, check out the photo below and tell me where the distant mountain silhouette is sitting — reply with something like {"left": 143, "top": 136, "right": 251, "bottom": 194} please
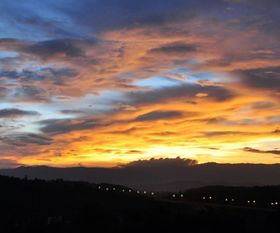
{"left": 2, "top": 162, "right": 280, "bottom": 191}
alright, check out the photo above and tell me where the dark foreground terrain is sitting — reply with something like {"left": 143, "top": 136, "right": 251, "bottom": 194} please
{"left": 1, "top": 175, "right": 280, "bottom": 233}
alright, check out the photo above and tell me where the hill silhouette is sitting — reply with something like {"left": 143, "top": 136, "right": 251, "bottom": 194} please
{"left": 2, "top": 161, "right": 280, "bottom": 191}
{"left": 1, "top": 175, "right": 280, "bottom": 232}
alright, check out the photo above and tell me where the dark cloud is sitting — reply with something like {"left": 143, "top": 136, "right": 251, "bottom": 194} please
{"left": 203, "top": 131, "right": 252, "bottom": 137}
{"left": 0, "top": 133, "right": 52, "bottom": 146}
{"left": 243, "top": 147, "right": 280, "bottom": 155}
{"left": 149, "top": 43, "right": 197, "bottom": 55}
{"left": 196, "top": 117, "right": 227, "bottom": 124}
{"left": 0, "top": 38, "right": 94, "bottom": 61}
{"left": 135, "top": 110, "right": 185, "bottom": 122}
{"left": 0, "top": 67, "right": 78, "bottom": 85}
{"left": 60, "top": 110, "right": 85, "bottom": 115}
{"left": 122, "top": 157, "right": 198, "bottom": 168}
{"left": 11, "top": 85, "right": 49, "bottom": 102}
{"left": 0, "top": 108, "right": 39, "bottom": 118}
{"left": 237, "top": 67, "right": 280, "bottom": 92}
{"left": 39, "top": 118, "right": 100, "bottom": 135}
{"left": 125, "top": 150, "right": 144, "bottom": 154}
{"left": 22, "top": 39, "right": 89, "bottom": 59}
{"left": 126, "top": 83, "right": 235, "bottom": 105}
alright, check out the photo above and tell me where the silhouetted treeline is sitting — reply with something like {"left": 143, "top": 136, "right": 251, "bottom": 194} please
{"left": 1, "top": 175, "right": 280, "bottom": 233}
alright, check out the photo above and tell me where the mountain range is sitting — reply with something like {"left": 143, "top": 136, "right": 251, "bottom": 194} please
{"left": 2, "top": 163, "right": 280, "bottom": 191}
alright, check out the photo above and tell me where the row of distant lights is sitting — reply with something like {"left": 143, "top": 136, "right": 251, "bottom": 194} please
{"left": 97, "top": 186, "right": 155, "bottom": 196}
{"left": 203, "top": 196, "right": 279, "bottom": 206}
{"left": 96, "top": 187, "right": 279, "bottom": 207}
{"left": 172, "top": 194, "right": 184, "bottom": 198}
{"left": 97, "top": 186, "right": 186, "bottom": 198}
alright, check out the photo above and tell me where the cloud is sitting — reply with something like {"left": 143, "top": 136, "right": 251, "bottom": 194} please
{"left": 10, "top": 86, "right": 49, "bottom": 102}
{"left": 203, "top": 131, "right": 253, "bottom": 137}
{"left": 134, "top": 110, "right": 185, "bottom": 122}
{"left": 39, "top": 118, "right": 101, "bottom": 135}
{"left": 22, "top": 39, "right": 88, "bottom": 59}
{"left": 60, "top": 109, "right": 85, "bottom": 115}
{"left": 0, "top": 108, "right": 39, "bottom": 118}
{"left": 125, "top": 150, "right": 144, "bottom": 154}
{"left": 126, "top": 83, "right": 235, "bottom": 105}
{"left": 0, "top": 38, "right": 94, "bottom": 61}
{"left": 0, "top": 67, "right": 78, "bottom": 84}
{"left": 0, "top": 133, "right": 52, "bottom": 146}
{"left": 122, "top": 157, "right": 198, "bottom": 168}
{"left": 243, "top": 147, "right": 280, "bottom": 155}
{"left": 236, "top": 67, "right": 280, "bottom": 92}
{"left": 149, "top": 43, "right": 197, "bottom": 55}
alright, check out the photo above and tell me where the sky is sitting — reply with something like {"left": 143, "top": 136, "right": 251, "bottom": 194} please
{"left": 0, "top": 0, "right": 280, "bottom": 168}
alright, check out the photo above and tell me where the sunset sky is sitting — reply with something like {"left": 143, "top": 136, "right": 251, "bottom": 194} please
{"left": 0, "top": 0, "right": 280, "bottom": 168}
